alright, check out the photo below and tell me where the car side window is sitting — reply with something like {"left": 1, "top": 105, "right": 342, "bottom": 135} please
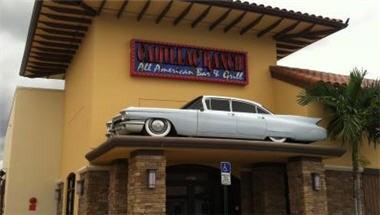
{"left": 210, "top": 99, "right": 230, "bottom": 111}
{"left": 185, "top": 98, "right": 203, "bottom": 110}
{"left": 232, "top": 101, "right": 256, "bottom": 113}
{"left": 257, "top": 106, "right": 270, "bottom": 114}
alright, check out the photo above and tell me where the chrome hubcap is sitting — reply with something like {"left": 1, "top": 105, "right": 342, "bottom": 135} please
{"left": 151, "top": 120, "right": 165, "bottom": 132}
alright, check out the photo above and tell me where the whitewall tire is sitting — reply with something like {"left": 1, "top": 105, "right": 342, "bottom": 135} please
{"left": 269, "top": 137, "right": 287, "bottom": 143}
{"left": 144, "top": 118, "right": 171, "bottom": 137}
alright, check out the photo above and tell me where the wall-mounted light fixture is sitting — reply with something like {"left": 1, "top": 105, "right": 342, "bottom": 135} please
{"left": 311, "top": 172, "right": 321, "bottom": 191}
{"left": 75, "top": 179, "right": 85, "bottom": 195}
{"left": 147, "top": 169, "right": 157, "bottom": 189}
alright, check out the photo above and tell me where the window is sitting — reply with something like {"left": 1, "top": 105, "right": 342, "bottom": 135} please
{"left": 232, "top": 101, "right": 256, "bottom": 113}
{"left": 257, "top": 106, "right": 270, "bottom": 114}
{"left": 210, "top": 99, "right": 230, "bottom": 111}
{"left": 183, "top": 97, "right": 204, "bottom": 110}
{"left": 66, "top": 173, "right": 75, "bottom": 215}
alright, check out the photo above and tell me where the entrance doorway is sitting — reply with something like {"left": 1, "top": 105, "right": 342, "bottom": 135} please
{"left": 166, "top": 165, "right": 241, "bottom": 215}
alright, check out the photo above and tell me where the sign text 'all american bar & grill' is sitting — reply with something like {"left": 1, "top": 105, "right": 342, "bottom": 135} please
{"left": 131, "top": 40, "right": 248, "bottom": 85}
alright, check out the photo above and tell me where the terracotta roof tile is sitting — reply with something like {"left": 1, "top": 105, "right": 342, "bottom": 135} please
{"left": 191, "top": 0, "right": 348, "bottom": 28}
{"left": 270, "top": 65, "right": 350, "bottom": 88}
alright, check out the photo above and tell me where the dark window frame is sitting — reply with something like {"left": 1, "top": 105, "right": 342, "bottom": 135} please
{"left": 207, "top": 98, "right": 231, "bottom": 112}
{"left": 65, "top": 173, "right": 75, "bottom": 215}
{"left": 231, "top": 100, "right": 257, "bottom": 113}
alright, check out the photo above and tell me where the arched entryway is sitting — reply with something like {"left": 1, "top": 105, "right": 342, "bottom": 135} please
{"left": 166, "top": 164, "right": 241, "bottom": 215}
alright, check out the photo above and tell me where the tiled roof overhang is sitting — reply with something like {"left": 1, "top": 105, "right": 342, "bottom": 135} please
{"left": 270, "top": 66, "right": 349, "bottom": 88}
{"left": 20, "top": 0, "right": 348, "bottom": 79}
{"left": 20, "top": 0, "right": 96, "bottom": 79}
{"left": 187, "top": 0, "right": 347, "bottom": 29}
{"left": 270, "top": 66, "right": 374, "bottom": 88}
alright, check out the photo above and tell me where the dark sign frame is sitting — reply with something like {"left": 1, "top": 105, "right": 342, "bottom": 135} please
{"left": 130, "top": 39, "right": 248, "bottom": 85}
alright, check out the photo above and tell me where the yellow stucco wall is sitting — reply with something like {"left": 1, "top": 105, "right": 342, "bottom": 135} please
{"left": 3, "top": 98, "right": 16, "bottom": 171}
{"left": 61, "top": 19, "right": 95, "bottom": 178}
{"left": 3, "top": 87, "right": 63, "bottom": 215}
{"left": 272, "top": 79, "right": 308, "bottom": 115}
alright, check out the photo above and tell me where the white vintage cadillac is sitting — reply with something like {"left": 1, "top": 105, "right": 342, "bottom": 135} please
{"left": 106, "top": 96, "right": 327, "bottom": 143}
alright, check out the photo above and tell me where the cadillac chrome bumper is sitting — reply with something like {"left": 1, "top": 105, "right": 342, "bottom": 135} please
{"left": 107, "top": 120, "right": 145, "bottom": 136}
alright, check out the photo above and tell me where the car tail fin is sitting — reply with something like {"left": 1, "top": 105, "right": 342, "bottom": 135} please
{"left": 302, "top": 117, "right": 321, "bottom": 125}
{"left": 315, "top": 118, "right": 323, "bottom": 125}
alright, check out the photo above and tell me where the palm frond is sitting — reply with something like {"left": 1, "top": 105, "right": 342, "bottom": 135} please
{"left": 297, "top": 82, "right": 341, "bottom": 107}
{"left": 345, "top": 68, "right": 366, "bottom": 104}
{"left": 327, "top": 115, "right": 344, "bottom": 140}
{"left": 363, "top": 93, "right": 380, "bottom": 146}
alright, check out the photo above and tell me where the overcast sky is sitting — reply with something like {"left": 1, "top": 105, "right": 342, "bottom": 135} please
{"left": 0, "top": 0, "right": 379, "bottom": 160}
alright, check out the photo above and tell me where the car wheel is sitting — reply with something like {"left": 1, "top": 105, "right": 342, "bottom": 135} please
{"left": 269, "top": 136, "right": 287, "bottom": 143}
{"left": 144, "top": 118, "right": 171, "bottom": 137}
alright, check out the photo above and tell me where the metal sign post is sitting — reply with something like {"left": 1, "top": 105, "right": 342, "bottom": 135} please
{"left": 220, "top": 162, "right": 231, "bottom": 215}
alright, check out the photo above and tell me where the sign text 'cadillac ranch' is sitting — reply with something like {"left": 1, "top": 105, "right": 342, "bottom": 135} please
{"left": 131, "top": 40, "right": 248, "bottom": 85}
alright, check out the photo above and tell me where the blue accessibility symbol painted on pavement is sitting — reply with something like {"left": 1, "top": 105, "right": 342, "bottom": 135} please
{"left": 220, "top": 162, "right": 231, "bottom": 173}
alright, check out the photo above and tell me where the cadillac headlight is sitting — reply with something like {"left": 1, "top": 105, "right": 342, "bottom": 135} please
{"left": 106, "top": 121, "right": 113, "bottom": 133}
{"left": 120, "top": 112, "right": 128, "bottom": 121}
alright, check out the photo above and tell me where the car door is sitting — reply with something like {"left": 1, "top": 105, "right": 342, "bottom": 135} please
{"left": 197, "top": 98, "right": 236, "bottom": 137}
{"left": 231, "top": 100, "right": 267, "bottom": 139}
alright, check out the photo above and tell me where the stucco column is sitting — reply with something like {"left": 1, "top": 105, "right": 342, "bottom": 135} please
{"left": 78, "top": 166, "right": 110, "bottom": 215}
{"left": 108, "top": 159, "right": 128, "bottom": 215}
{"left": 287, "top": 157, "right": 328, "bottom": 215}
{"left": 251, "top": 163, "right": 288, "bottom": 215}
{"left": 127, "top": 150, "right": 166, "bottom": 215}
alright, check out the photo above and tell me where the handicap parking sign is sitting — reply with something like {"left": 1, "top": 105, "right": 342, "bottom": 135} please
{"left": 220, "top": 162, "right": 231, "bottom": 173}
{"left": 220, "top": 162, "right": 231, "bottom": 186}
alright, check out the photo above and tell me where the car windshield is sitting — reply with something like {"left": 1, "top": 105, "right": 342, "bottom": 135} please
{"left": 182, "top": 96, "right": 204, "bottom": 110}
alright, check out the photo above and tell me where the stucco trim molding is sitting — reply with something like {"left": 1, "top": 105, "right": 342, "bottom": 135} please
{"left": 77, "top": 165, "right": 111, "bottom": 174}
{"left": 86, "top": 136, "right": 346, "bottom": 162}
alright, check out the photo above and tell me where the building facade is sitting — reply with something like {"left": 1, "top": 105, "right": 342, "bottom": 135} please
{"left": 3, "top": 88, "right": 64, "bottom": 215}
{"left": 3, "top": 0, "right": 380, "bottom": 214}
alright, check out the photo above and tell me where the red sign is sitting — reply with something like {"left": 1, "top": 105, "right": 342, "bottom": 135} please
{"left": 130, "top": 39, "right": 248, "bottom": 85}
